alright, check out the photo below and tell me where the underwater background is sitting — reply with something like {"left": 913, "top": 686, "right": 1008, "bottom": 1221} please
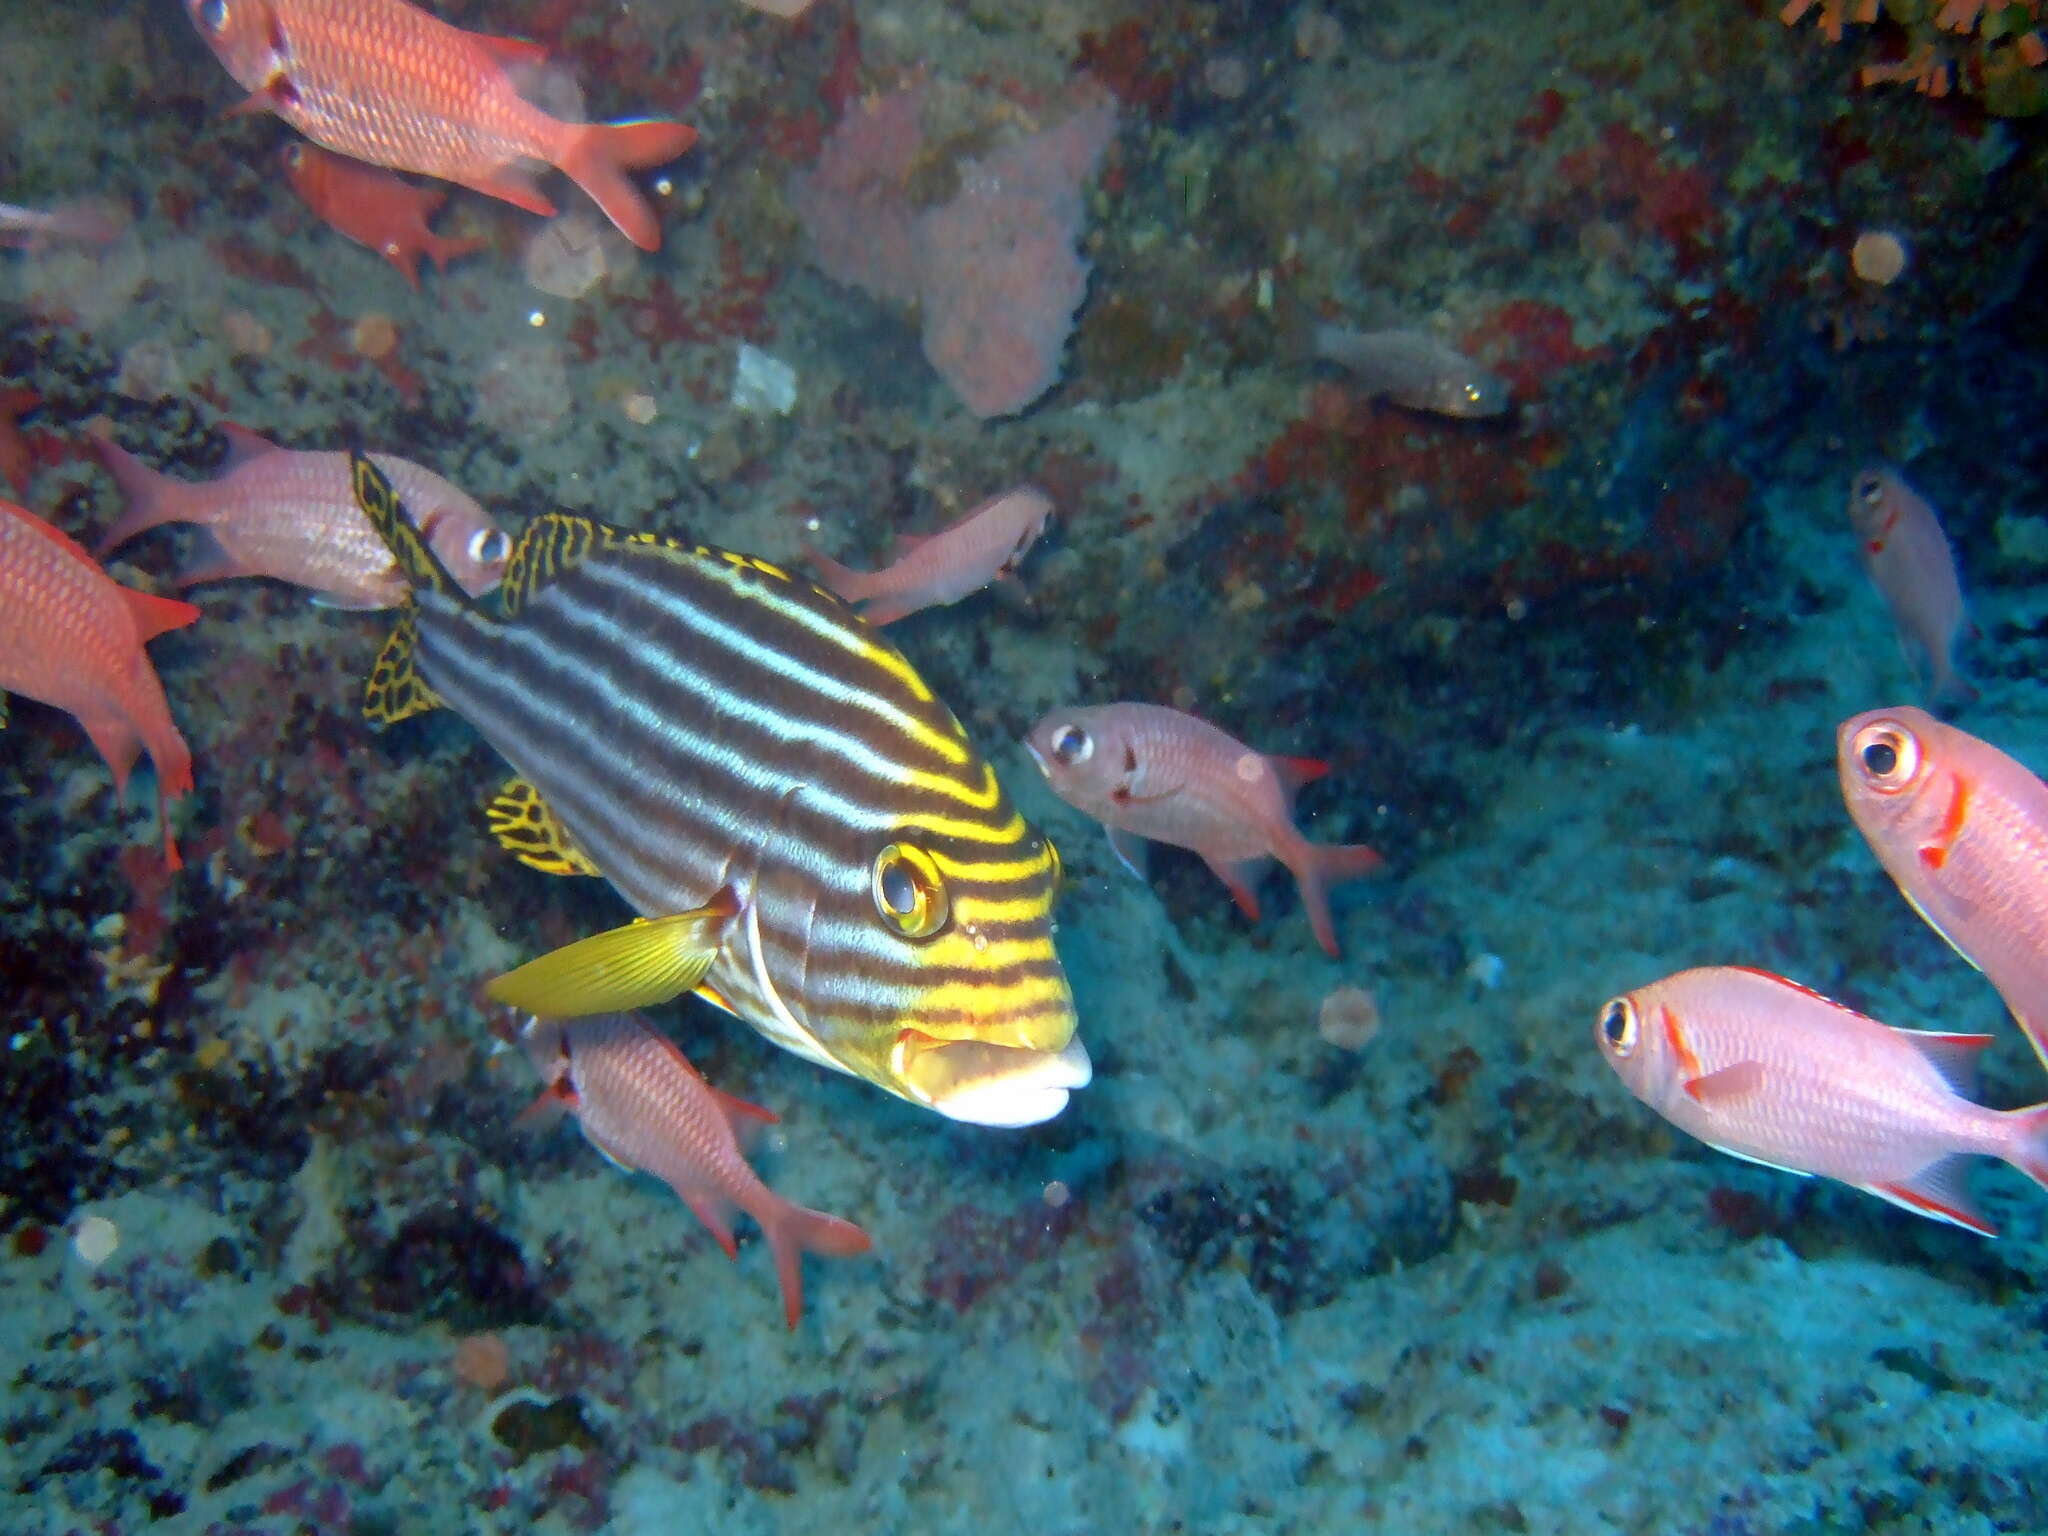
{"left": 4, "top": 0, "right": 2048, "bottom": 1530}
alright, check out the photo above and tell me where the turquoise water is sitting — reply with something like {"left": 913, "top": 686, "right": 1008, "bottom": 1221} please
{"left": 3, "top": 0, "right": 2047, "bottom": 1530}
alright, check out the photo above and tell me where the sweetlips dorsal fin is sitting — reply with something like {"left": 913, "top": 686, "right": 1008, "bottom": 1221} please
{"left": 499, "top": 512, "right": 707, "bottom": 617}
{"left": 485, "top": 775, "right": 602, "bottom": 877}
{"left": 500, "top": 511, "right": 609, "bottom": 618}
{"left": 348, "top": 449, "right": 455, "bottom": 599}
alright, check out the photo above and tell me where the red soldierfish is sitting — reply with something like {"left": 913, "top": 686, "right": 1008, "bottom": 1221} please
{"left": 183, "top": 0, "right": 696, "bottom": 252}
{"left": 0, "top": 500, "right": 198, "bottom": 870}
{"left": 94, "top": 426, "right": 509, "bottom": 609}
{"left": 1847, "top": 464, "right": 1972, "bottom": 704}
{"left": 805, "top": 486, "right": 1054, "bottom": 626}
{"left": 281, "top": 142, "right": 485, "bottom": 290}
{"left": 519, "top": 1012, "right": 871, "bottom": 1330}
{"left": 1839, "top": 705, "right": 2048, "bottom": 1074}
{"left": 1023, "top": 701, "right": 1383, "bottom": 957}
{"left": 1597, "top": 965, "right": 2048, "bottom": 1234}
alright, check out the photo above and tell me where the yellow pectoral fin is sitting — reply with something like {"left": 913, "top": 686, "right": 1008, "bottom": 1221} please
{"left": 485, "top": 777, "right": 602, "bottom": 878}
{"left": 363, "top": 609, "right": 445, "bottom": 727}
{"left": 485, "top": 906, "right": 731, "bottom": 1017}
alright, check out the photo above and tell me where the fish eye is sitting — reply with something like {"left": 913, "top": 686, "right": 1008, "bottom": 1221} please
{"left": 872, "top": 842, "right": 949, "bottom": 940}
{"left": 1854, "top": 471, "right": 1884, "bottom": 505}
{"left": 1049, "top": 724, "right": 1092, "bottom": 766}
{"left": 469, "top": 527, "right": 511, "bottom": 567}
{"left": 1597, "top": 997, "right": 1639, "bottom": 1057}
{"left": 198, "top": 0, "right": 229, "bottom": 33}
{"left": 281, "top": 143, "right": 301, "bottom": 170}
{"left": 1851, "top": 721, "right": 1920, "bottom": 790}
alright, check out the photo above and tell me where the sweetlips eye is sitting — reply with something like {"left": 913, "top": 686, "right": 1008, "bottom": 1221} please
{"left": 198, "top": 0, "right": 229, "bottom": 33}
{"left": 1855, "top": 472, "right": 1884, "bottom": 505}
{"left": 872, "top": 841, "right": 949, "bottom": 940}
{"left": 1598, "top": 998, "right": 1639, "bottom": 1056}
{"left": 1851, "top": 721, "right": 1919, "bottom": 789}
{"left": 470, "top": 527, "right": 511, "bottom": 567}
{"left": 1050, "top": 724, "right": 1091, "bottom": 766}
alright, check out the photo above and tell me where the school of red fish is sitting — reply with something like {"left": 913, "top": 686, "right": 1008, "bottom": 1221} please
{"left": 0, "top": 0, "right": 2036, "bottom": 1330}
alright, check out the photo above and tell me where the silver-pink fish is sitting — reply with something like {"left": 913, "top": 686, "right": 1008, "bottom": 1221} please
{"left": 1598, "top": 964, "right": 2048, "bottom": 1234}
{"left": 1848, "top": 464, "right": 1973, "bottom": 704}
{"left": 804, "top": 486, "right": 1052, "bottom": 626}
{"left": 519, "top": 1011, "right": 870, "bottom": 1329}
{"left": 1023, "top": 701, "right": 1382, "bottom": 957}
{"left": 94, "top": 425, "right": 508, "bottom": 609}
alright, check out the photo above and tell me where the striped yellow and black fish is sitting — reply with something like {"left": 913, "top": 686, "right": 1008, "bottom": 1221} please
{"left": 348, "top": 452, "right": 1086, "bottom": 1126}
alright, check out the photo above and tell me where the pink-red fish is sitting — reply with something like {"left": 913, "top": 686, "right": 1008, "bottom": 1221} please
{"left": 519, "top": 1011, "right": 871, "bottom": 1329}
{"left": 804, "top": 486, "right": 1053, "bottom": 626}
{"left": 0, "top": 500, "right": 198, "bottom": 870}
{"left": 1839, "top": 705, "right": 2048, "bottom": 1073}
{"left": 281, "top": 142, "right": 485, "bottom": 289}
{"left": 1597, "top": 964, "right": 2048, "bottom": 1234}
{"left": 184, "top": 0, "right": 696, "bottom": 251}
{"left": 94, "top": 426, "right": 509, "bottom": 609}
{"left": 1023, "top": 701, "right": 1383, "bottom": 957}
{"left": 1847, "top": 464, "right": 1972, "bottom": 704}
{"left": 0, "top": 198, "right": 130, "bottom": 250}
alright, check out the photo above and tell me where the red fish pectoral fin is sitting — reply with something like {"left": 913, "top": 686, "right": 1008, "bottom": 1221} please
{"left": 553, "top": 119, "right": 698, "bottom": 252}
{"left": 466, "top": 31, "right": 551, "bottom": 68}
{"left": 1682, "top": 1060, "right": 1767, "bottom": 1108}
{"left": 1867, "top": 1155, "right": 1995, "bottom": 1236}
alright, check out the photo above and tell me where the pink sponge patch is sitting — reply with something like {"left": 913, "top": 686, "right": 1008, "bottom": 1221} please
{"left": 791, "top": 86, "right": 1118, "bottom": 419}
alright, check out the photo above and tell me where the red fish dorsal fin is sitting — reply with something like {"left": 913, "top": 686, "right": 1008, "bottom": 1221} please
{"left": 466, "top": 31, "right": 550, "bottom": 68}
{"left": 1893, "top": 1029, "right": 1994, "bottom": 1098}
{"left": 10, "top": 505, "right": 108, "bottom": 572}
{"left": 1270, "top": 755, "right": 1330, "bottom": 796}
{"left": 217, "top": 421, "right": 283, "bottom": 467}
{"left": 119, "top": 585, "right": 202, "bottom": 643}
{"left": 711, "top": 1085, "right": 779, "bottom": 1130}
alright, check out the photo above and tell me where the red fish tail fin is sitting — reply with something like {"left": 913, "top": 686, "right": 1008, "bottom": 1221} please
{"left": 1283, "top": 840, "right": 1386, "bottom": 959}
{"left": 92, "top": 438, "right": 197, "bottom": 557}
{"left": 801, "top": 541, "right": 879, "bottom": 606}
{"left": 554, "top": 119, "right": 697, "bottom": 252}
{"left": 764, "top": 1202, "right": 873, "bottom": 1331}
{"left": 2003, "top": 1102, "right": 2048, "bottom": 1200}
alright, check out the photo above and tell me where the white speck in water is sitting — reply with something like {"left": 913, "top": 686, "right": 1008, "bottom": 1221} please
{"left": 1466, "top": 952, "right": 1506, "bottom": 991}
{"left": 1043, "top": 1180, "right": 1071, "bottom": 1209}
{"left": 527, "top": 310, "right": 547, "bottom": 328}
{"left": 72, "top": 1215, "right": 119, "bottom": 1267}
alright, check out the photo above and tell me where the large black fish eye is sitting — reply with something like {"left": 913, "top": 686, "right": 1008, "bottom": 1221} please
{"left": 1855, "top": 472, "right": 1884, "bottom": 505}
{"left": 1598, "top": 998, "right": 1638, "bottom": 1056}
{"left": 1050, "top": 724, "right": 1092, "bottom": 766}
{"left": 872, "top": 842, "right": 949, "bottom": 940}
{"left": 1850, "top": 721, "right": 1919, "bottom": 790}
{"left": 198, "top": 0, "right": 229, "bottom": 33}
{"left": 470, "top": 527, "right": 511, "bottom": 567}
